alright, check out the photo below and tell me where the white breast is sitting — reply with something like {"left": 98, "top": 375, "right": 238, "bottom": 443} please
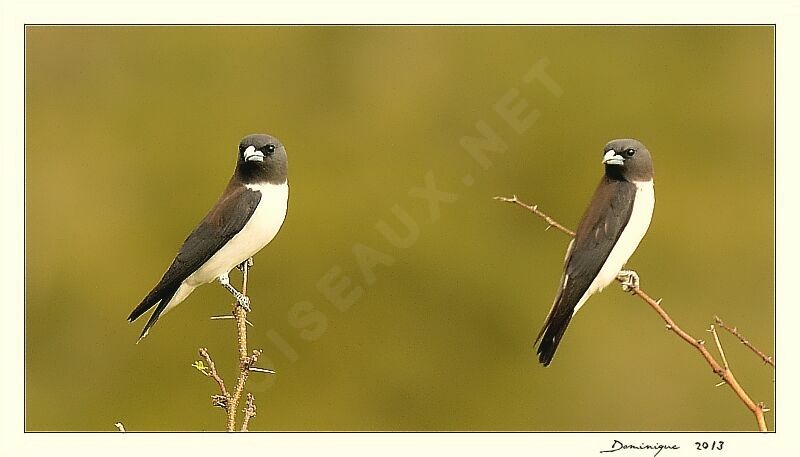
{"left": 185, "top": 181, "right": 289, "bottom": 286}
{"left": 573, "top": 179, "right": 654, "bottom": 315}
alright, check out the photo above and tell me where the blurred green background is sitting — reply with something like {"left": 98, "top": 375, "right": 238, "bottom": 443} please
{"left": 25, "top": 26, "right": 774, "bottom": 431}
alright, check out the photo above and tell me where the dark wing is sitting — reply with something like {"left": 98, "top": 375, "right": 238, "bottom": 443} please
{"left": 563, "top": 177, "right": 637, "bottom": 294}
{"left": 155, "top": 183, "right": 262, "bottom": 291}
{"left": 128, "top": 181, "right": 262, "bottom": 335}
{"left": 535, "top": 176, "right": 636, "bottom": 365}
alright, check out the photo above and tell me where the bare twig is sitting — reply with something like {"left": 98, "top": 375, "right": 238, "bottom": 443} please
{"left": 709, "top": 325, "right": 729, "bottom": 370}
{"left": 496, "top": 194, "right": 770, "bottom": 432}
{"left": 714, "top": 315, "right": 775, "bottom": 368}
{"left": 241, "top": 393, "right": 257, "bottom": 432}
{"left": 198, "top": 347, "right": 230, "bottom": 409}
{"left": 229, "top": 349, "right": 261, "bottom": 428}
{"left": 494, "top": 195, "right": 575, "bottom": 237}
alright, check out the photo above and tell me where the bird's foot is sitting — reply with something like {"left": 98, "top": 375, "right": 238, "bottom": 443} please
{"left": 237, "top": 257, "right": 254, "bottom": 272}
{"left": 236, "top": 294, "right": 252, "bottom": 313}
{"left": 617, "top": 270, "right": 640, "bottom": 293}
{"left": 217, "top": 273, "right": 251, "bottom": 311}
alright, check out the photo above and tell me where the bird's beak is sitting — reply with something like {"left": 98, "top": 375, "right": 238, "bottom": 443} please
{"left": 243, "top": 145, "right": 265, "bottom": 162}
{"left": 602, "top": 150, "right": 624, "bottom": 166}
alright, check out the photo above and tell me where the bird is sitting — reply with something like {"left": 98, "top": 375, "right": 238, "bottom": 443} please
{"left": 534, "top": 138, "right": 655, "bottom": 366}
{"left": 128, "top": 133, "right": 289, "bottom": 342}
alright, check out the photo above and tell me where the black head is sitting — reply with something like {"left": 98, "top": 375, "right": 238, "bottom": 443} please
{"left": 602, "top": 138, "right": 654, "bottom": 182}
{"left": 236, "top": 133, "right": 288, "bottom": 185}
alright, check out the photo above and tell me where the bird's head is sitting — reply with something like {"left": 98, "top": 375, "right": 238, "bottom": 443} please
{"left": 602, "top": 138, "right": 654, "bottom": 182}
{"left": 236, "top": 133, "right": 288, "bottom": 185}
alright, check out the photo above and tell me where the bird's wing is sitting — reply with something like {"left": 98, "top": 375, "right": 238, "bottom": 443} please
{"left": 128, "top": 181, "right": 262, "bottom": 323}
{"left": 159, "top": 183, "right": 262, "bottom": 288}
{"left": 562, "top": 176, "right": 637, "bottom": 296}
{"left": 535, "top": 176, "right": 636, "bottom": 365}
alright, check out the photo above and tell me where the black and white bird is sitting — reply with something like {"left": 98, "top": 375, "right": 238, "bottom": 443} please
{"left": 535, "top": 139, "right": 655, "bottom": 366}
{"left": 128, "top": 134, "right": 289, "bottom": 342}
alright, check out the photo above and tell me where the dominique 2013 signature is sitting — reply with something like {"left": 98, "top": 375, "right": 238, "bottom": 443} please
{"left": 599, "top": 439, "right": 725, "bottom": 456}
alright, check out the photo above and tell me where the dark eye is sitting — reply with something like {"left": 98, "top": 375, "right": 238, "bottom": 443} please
{"left": 625, "top": 148, "right": 636, "bottom": 157}
{"left": 264, "top": 144, "right": 276, "bottom": 154}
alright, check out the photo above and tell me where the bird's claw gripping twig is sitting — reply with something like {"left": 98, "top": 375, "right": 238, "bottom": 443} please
{"left": 236, "top": 295, "right": 251, "bottom": 312}
{"left": 218, "top": 273, "right": 252, "bottom": 312}
{"left": 617, "top": 269, "right": 640, "bottom": 293}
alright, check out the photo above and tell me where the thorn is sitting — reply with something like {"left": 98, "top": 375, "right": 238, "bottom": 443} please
{"left": 665, "top": 324, "right": 672, "bottom": 330}
{"left": 544, "top": 225, "right": 552, "bottom": 231}
{"left": 249, "top": 366, "right": 276, "bottom": 374}
{"left": 532, "top": 204, "right": 538, "bottom": 211}
{"left": 211, "top": 395, "right": 228, "bottom": 408}
{"left": 114, "top": 422, "right": 126, "bottom": 432}
{"left": 715, "top": 381, "right": 726, "bottom": 387}
{"left": 698, "top": 340, "right": 705, "bottom": 345}
{"left": 210, "top": 315, "right": 254, "bottom": 327}
{"left": 655, "top": 298, "right": 663, "bottom": 305}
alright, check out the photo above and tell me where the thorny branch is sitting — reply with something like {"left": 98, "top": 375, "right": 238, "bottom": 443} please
{"left": 494, "top": 195, "right": 575, "bottom": 237}
{"left": 198, "top": 347, "right": 230, "bottom": 409}
{"left": 196, "top": 259, "right": 273, "bottom": 431}
{"left": 225, "top": 260, "right": 256, "bottom": 431}
{"left": 714, "top": 315, "right": 775, "bottom": 368}
{"left": 495, "top": 195, "right": 770, "bottom": 432}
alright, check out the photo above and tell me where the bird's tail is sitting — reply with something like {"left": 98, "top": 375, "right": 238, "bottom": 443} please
{"left": 128, "top": 284, "right": 180, "bottom": 343}
{"left": 533, "top": 298, "right": 575, "bottom": 367}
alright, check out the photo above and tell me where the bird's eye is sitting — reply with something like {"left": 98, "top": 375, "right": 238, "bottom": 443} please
{"left": 264, "top": 144, "right": 276, "bottom": 154}
{"left": 625, "top": 148, "right": 636, "bottom": 157}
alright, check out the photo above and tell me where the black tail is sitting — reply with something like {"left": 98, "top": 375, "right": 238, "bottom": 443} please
{"left": 128, "top": 284, "right": 179, "bottom": 342}
{"left": 534, "top": 303, "right": 575, "bottom": 367}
